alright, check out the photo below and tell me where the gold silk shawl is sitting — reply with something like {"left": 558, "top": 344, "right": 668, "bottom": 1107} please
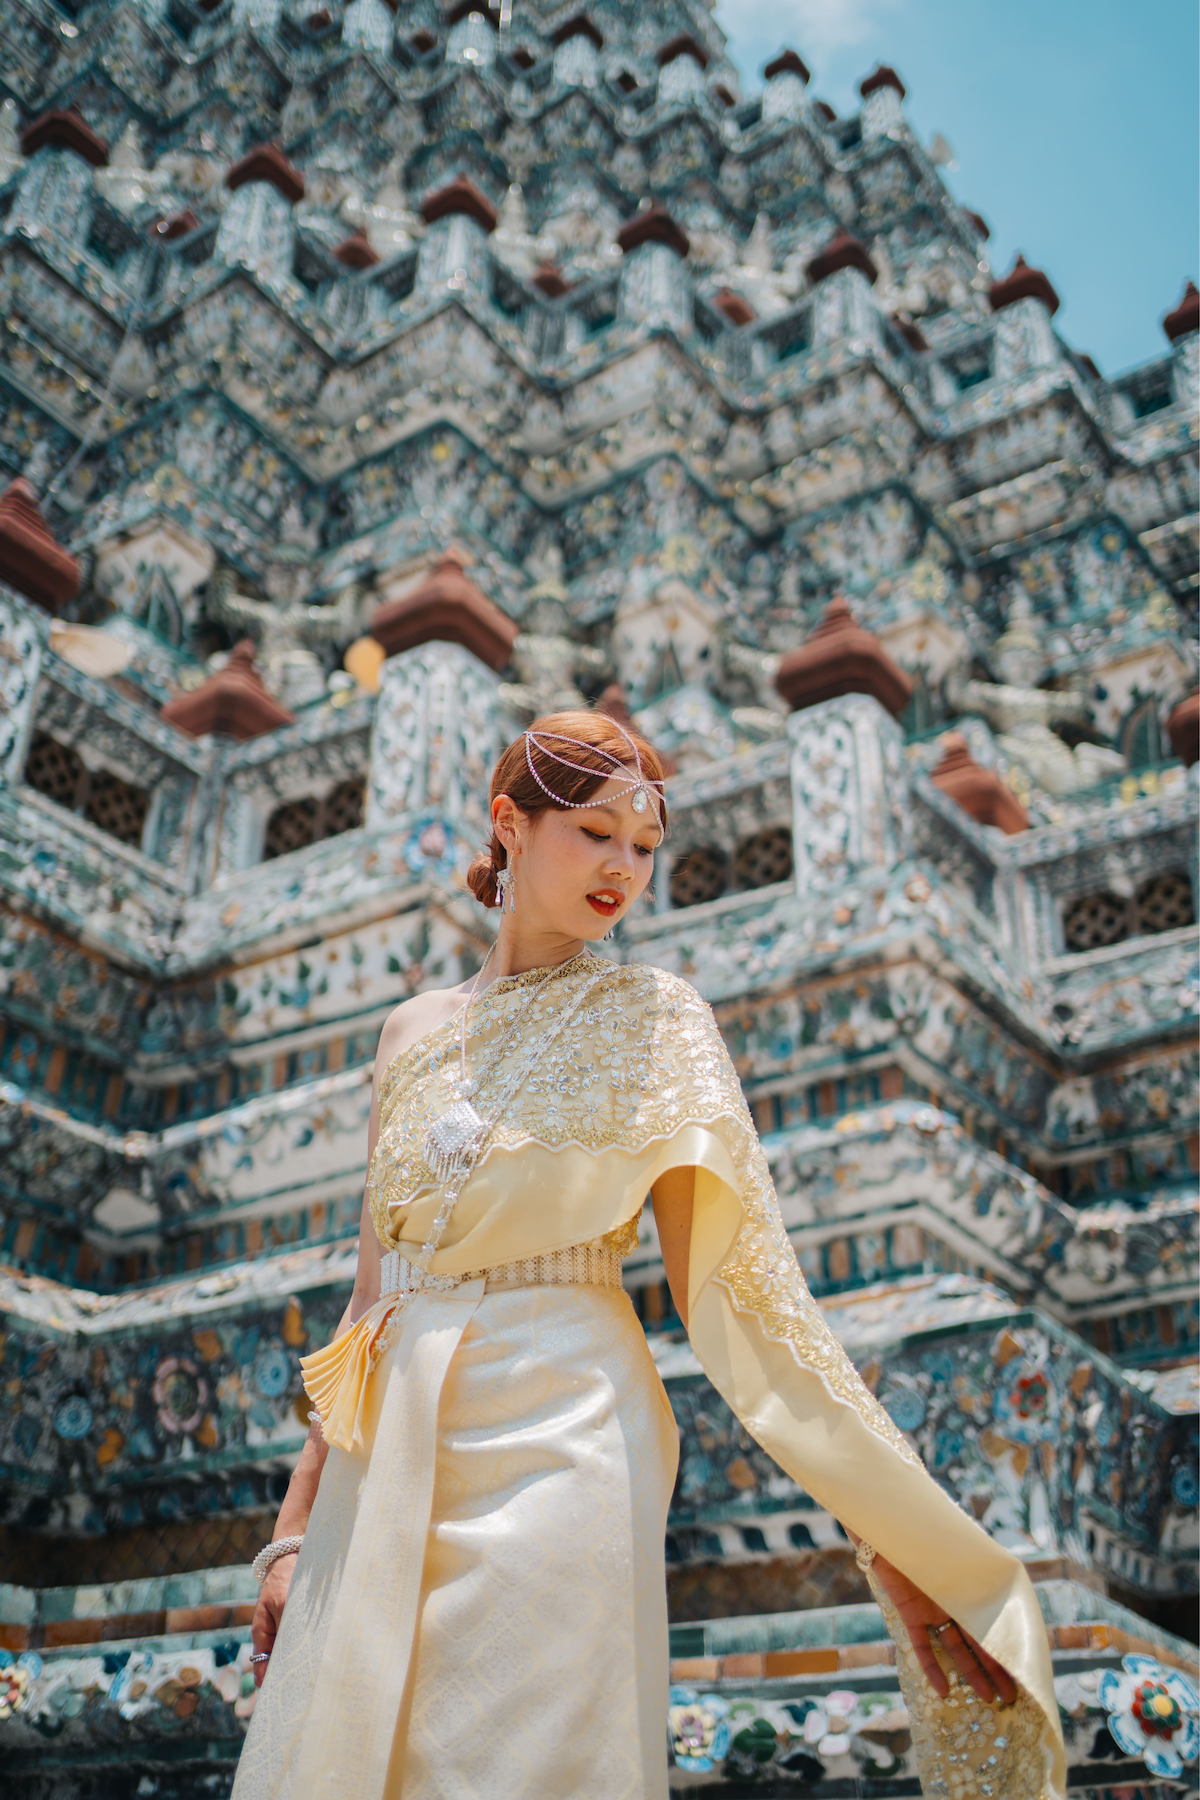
{"left": 314, "top": 952, "right": 1065, "bottom": 1799}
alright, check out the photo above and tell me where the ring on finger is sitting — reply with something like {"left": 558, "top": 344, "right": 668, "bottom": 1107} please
{"left": 249, "top": 1651, "right": 271, "bottom": 1665}
{"left": 928, "top": 1620, "right": 956, "bottom": 1638}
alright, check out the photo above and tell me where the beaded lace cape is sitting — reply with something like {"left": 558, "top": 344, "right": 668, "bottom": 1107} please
{"left": 368, "top": 952, "right": 911, "bottom": 1456}
{"left": 362, "top": 952, "right": 1063, "bottom": 1800}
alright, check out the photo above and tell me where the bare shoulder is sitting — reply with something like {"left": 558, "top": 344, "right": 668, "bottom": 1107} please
{"left": 375, "top": 983, "right": 467, "bottom": 1072}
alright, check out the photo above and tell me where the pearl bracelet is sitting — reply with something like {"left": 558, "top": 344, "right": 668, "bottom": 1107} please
{"left": 251, "top": 1535, "right": 305, "bottom": 1583}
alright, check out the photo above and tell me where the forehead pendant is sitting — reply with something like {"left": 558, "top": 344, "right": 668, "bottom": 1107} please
{"left": 630, "top": 785, "right": 649, "bottom": 813}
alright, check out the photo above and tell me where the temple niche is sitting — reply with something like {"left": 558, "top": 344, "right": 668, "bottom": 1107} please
{"left": 0, "top": 1, "right": 1197, "bottom": 1793}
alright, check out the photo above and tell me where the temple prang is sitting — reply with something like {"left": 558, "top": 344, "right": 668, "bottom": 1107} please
{"left": 0, "top": 1, "right": 1196, "bottom": 1788}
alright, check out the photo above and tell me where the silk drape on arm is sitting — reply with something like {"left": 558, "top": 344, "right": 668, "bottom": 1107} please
{"left": 287, "top": 953, "right": 1065, "bottom": 1800}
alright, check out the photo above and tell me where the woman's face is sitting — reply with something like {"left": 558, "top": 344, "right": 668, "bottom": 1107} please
{"left": 493, "top": 777, "right": 662, "bottom": 941}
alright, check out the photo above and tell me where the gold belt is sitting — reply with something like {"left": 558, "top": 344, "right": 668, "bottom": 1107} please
{"left": 379, "top": 1243, "right": 624, "bottom": 1297}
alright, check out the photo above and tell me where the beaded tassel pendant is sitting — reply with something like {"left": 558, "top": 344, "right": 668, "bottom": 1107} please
{"left": 423, "top": 1097, "right": 489, "bottom": 1183}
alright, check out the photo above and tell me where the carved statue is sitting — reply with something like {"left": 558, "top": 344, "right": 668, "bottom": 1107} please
{"left": 947, "top": 592, "right": 1124, "bottom": 795}
{"left": 716, "top": 638, "right": 788, "bottom": 739}
{"left": 208, "top": 553, "right": 363, "bottom": 711}
{"left": 498, "top": 597, "right": 608, "bottom": 721}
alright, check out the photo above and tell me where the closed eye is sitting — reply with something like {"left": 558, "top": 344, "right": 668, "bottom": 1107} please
{"left": 583, "top": 827, "right": 656, "bottom": 858}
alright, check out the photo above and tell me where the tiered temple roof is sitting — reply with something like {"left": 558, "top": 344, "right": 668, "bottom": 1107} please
{"left": 0, "top": 0, "right": 1196, "bottom": 1790}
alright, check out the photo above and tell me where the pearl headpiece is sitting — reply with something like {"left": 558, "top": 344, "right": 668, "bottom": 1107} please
{"left": 523, "top": 720, "right": 666, "bottom": 829}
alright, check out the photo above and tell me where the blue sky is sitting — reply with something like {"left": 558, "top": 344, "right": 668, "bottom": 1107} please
{"left": 714, "top": 0, "right": 1199, "bottom": 376}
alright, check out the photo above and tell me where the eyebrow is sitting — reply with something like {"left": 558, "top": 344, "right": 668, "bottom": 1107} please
{"left": 580, "top": 805, "right": 662, "bottom": 834}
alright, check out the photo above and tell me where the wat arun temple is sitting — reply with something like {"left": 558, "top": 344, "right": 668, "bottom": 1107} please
{"left": 0, "top": 0, "right": 1197, "bottom": 1791}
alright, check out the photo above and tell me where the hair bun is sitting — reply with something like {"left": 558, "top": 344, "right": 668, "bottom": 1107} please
{"left": 466, "top": 848, "right": 500, "bottom": 908}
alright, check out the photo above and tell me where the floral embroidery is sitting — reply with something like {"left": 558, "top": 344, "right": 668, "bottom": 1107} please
{"left": 870, "top": 1576, "right": 1054, "bottom": 1799}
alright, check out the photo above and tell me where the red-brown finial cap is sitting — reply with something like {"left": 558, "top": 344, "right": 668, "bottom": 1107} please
{"left": 1163, "top": 280, "right": 1199, "bottom": 344}
{"left": 764, "top": 49, "right": 810, "bottom": 84}
{"left": 656, "top": 32, "right": 709, "bottom": 69}
{"left": 988, "top": 253, "right": 1060, "bottom": 317}
{"left": 550, "top": 13, "right": 604, "bottom": 49}
{"left": 0, "top": 479, "right": 81, "bottom": 615}
{"left": 225, "top": 143, "right": 306, "bottom": 205}
{"left": 532, "top": 261, "right": 571, "bottom": 298}
{"left": 617, "top": 203, "right": 690, "bottom": 258}
{"left": 369, "top": 550, "right": 518, "bottom": 671}
{"left": 21, "top": 108, "right": 109, "bottom": 167}
{"left": 161, "top": 641, "right": 295, "bottom": 740}
{"left": 806, "top": 228, "right": 878, "bottom": 287}
{"left": 334, "top": 228, "right": 380, "bottom": 269}
{"left": 151, "top": 209, "right": 200, "bottom": 242}
{"left": 859, "top": 64, "right": 906, "bottom": 100}
{"left": 930, "top": 733, "right": 1028, "bottom": 834}
{"left": 775, "top": 596, "right": 912, "bottom": 717}
{"left": 714, "top": 288, "right": 756, "bottom": 326}
{"left": 1166, "top": 689, "right": 1199, "bottom": 767}
{"left": 420, "top": 175, "right": 499, "bottom": 233}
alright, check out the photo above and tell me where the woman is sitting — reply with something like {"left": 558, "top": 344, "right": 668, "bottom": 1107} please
{"left": 233, "top": 711, "right": 1064, "bottom": 1800}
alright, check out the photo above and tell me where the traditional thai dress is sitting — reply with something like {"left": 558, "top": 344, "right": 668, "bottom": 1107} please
{"left": 233, "top": 952, "right": 1064, "bottom": 1800}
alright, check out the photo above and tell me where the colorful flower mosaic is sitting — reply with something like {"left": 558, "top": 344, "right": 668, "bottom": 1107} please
{"left": 1100, "top": 1655, "right": 1200, "bottom": 1780}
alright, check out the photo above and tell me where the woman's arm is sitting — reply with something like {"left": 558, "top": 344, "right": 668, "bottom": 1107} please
{"left": 248, "top": 998, "right": 422, "bottom": 1684}
{"left": 649, "top": 1163, "right": 1013, "bottom": 1708}
{"left": 650, "top": 1165, "right": 694, "bottom": 1329}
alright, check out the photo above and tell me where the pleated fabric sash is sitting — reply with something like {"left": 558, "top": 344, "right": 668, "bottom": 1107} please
{"left": 300, "top": 1286, "right": 418, "bottom": 1454}
{"left": 293, "top": 1282, "right": 487, "bottom": 1799}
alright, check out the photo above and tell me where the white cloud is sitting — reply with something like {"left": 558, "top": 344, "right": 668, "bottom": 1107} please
{"left": 716, "top": 0, "right": 902, "bottom": 71}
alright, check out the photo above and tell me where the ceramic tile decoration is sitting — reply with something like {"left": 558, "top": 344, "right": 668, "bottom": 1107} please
{"left": 0, "top": 0, "right": 1196, "bottom": 1791}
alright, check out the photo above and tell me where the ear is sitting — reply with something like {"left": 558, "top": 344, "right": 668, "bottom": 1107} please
{"left": 491, "top": 793, "right": 527, "bottom": 854}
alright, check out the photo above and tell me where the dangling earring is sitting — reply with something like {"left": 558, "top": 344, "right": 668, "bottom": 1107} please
{"left": 496, "top": 866, "right": 516, "bottom": 914}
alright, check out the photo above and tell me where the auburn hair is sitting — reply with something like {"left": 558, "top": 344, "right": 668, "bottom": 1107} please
{"left": 466, "top": 710, "right": 669, "bottom": 908}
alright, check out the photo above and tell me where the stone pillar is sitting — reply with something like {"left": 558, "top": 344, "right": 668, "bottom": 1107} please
{"left": 859, "top": 66, "right": 906, "bottom": 138}
{"left": 1172, "top": 326, "right": 1199, "bottom": 416}
{"left": 619, "top": 242, "right": 688, "bottom": 329}
{"left": 787, "top": 694, "right": 910, "bottom": 893}
{"left": 216, "top": 145, "right": 304, "bottom": 280}
{"left": 446, "top": 10, "right": 496, "bottom": 67}
{"left": 0, "top": 590, "right": 46, "bottom": 785}
{"left": 810, "top": 266, "right": 880, "bottom": 349}
{"left": 992, "top": 297, "right": 1059, "bottom": 379}
{"left": 415, "top": 179, "right": 498, "bottom": 297}
{"left": 553, "top": 32, "right": 599, "bottom": 86}
{"left": 988, "top": 256, "right": 1062, "bottom": 379}
{"left": 416, "top": 211, "right": 490, "bottom": 294}
{"left": 617, "top": 207, "right": 691, "bottom": 333}
{"left": 762, "top": 50, "right": 810, "bottom": 123}
{"left": 231, "top": 0, "right": 281, "bottom": 26}
{"left": 366, "top": 643, "right": 503, "bottom": 862}
{"left": 658, "top": 48, "right": 705, "bottom": 105}
{"left": 9, "top": 146, "right": 94, "bottom": 249}
{"left": 862, "top": 85, "right": 903, "bottom": 136}
{"left": 215, "top": 180, "right": 295, "bottom": 278}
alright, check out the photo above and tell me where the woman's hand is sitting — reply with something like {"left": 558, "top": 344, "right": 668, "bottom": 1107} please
{"left": 250, "top": 1552, "right": 299, "bottom": 1687}
{"left": 868, "top": 1550, "right": 1018, "bottom": 1707}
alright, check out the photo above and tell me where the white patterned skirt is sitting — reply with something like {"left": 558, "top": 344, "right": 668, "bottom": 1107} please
{"left": 232, "top": 1284, "right": 680, "bottom": 1800}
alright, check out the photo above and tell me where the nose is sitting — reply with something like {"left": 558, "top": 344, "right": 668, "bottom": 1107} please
{"left": 601, "top": 837, "right": 637, "bottom": 881}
